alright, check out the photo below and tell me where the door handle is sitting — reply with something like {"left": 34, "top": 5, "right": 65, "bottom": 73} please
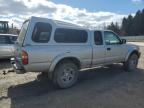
{"left": 107, "top": 48, "right": 111, "bottom": 51}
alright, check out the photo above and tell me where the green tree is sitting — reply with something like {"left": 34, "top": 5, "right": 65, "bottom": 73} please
{"left": 131, "top": 10, "right": 141, "bottom": 35}
{"left": 107, "top": 22, "right": 120, "bottom": 34}
{"left": 121, "top": 15, "right": 133, "bottom": 36}
{"left": 107, "top": 8, "right": 144, "bottom": 36}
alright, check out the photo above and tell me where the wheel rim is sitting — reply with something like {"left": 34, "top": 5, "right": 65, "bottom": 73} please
{"left": 129, "top": 56, "right": 138, "bottom": 70}
{"left": 60, "top": 67, "right": 75, "bottom": 84}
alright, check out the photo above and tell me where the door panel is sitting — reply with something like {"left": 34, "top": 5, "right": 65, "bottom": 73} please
{"left": 104, "top": 31, "right": 126, "bottom": 63}
{"left": 105, "top": 45, "right": 126, "bottom": 63}
{"left": 92, "top": 31, "right": 105, "bottom": 66}
{"left": 93, "top": 46, "right": 105, "bottom": 65}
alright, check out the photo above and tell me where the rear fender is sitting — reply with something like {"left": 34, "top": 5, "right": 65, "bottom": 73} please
{"left": 48, "top": 52, "right": 81, "bottom": 73}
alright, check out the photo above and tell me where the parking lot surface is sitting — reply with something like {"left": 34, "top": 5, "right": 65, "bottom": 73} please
{"left": 0, "top": 43, "right": 144, "bottom": 108}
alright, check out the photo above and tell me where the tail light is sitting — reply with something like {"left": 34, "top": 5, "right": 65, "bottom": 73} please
{"left": 21, "top": 50, "right": 28, "bottom": 65}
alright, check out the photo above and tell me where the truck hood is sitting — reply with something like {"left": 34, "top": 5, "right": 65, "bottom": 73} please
{"left": 125, "top": 43, "right": 140, "bottom": 51}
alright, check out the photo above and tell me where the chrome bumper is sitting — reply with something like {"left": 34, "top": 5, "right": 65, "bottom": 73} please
{"left": 11, "top": 57, "right": 25, "bottom": 74}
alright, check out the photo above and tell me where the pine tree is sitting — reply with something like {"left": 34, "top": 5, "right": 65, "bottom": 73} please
{"left": 107, "top": 8, "right": 144, "bottom": 36}
{"left": 132, "top": 10, "right": 141, "bottom": 35}
{"left": 107, "top": 22, "right": 120, "bottom": 34}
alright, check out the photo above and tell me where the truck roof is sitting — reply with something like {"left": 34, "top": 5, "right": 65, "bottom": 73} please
{"left": 91, "top": 29, "right": 113, "bottom": 32}
{"left": 30, "top": 16, "right": 88, "bottom": 30}
{"left": 29, "top": 16, "right": 113, "bottom": 32}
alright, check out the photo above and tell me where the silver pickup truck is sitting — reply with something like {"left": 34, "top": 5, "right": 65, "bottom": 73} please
{"left": 11, "top": 16, "right": 140, "bottom": 88}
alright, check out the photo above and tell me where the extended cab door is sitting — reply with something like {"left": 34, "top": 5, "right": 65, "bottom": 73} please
{"left": 92, "top": 31, "right": 105, "bottom": 66}
{"left": 103, "top": 31, "right": 126, "bottom": 63}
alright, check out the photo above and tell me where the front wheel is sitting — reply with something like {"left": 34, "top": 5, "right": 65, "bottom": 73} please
{"left": 53, "top": 61, "right": 79, "bottom": 89}
{"left": 123, "top": 54, "right": 138, "bottom": 71}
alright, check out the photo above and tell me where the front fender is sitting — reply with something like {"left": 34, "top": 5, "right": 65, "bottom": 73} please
{"left": 125, "top": 49, "right": 139, "bottom": 62}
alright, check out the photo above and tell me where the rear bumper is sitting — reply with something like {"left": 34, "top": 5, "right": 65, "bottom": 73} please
{"left": 11, "top": 57, "right": 26, "bottom": 74}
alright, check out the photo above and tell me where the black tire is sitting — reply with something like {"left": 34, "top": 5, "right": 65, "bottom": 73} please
{"left": 53, "top": 61, "right": 79, "bottom": 89}
{"left": 123, "top": 54, "right": 138, "bottom": 71}
{"left": 105, "top": 64, "right": 114, "bottom": 68}
{"left": 37, "top": 72, "right": 48, "bottom": 81}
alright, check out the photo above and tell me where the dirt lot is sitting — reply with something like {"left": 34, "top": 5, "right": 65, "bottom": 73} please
{"left": 0, "top": 43, "right": 144, "bottom": 108}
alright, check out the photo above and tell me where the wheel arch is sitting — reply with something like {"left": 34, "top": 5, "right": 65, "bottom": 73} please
{"left": 49, "top": 55, "right": 81, "bottom": 73}
{"left": 125, "top": 50, "right": 140, "bottom": 62}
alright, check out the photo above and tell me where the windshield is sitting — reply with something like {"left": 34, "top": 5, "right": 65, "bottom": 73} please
{"left": 17, "top": 20, "right": 29, "bottom": 44}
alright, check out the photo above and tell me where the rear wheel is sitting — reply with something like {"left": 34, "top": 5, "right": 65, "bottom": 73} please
{"left": 123, "top": 54, "right": 138, "bottom": 71}
{"left": 53, "top": 61, "right": 78, "bottom": 88}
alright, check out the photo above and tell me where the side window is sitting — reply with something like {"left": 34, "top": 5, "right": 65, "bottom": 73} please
{"left": 5, "top": 37, "right": 11, "bottom": 44}
{"left": 9, "top": 36, "right": 17, "bottom": 44}
{"left": 94, "top": 31, "right": 103, "bottom": 45}
{"left": 104, "top": 31, "right": 121, "bottom": 45}
{"left": 54, "top": 28, "right": 88, "bottom": 43}
{"left": 10, "top": 36, "right": 17, "bottom": 41}
{"left": 0, "top": 36, "right": 7, "bottom": 44}
{"left": 32, "top": 22, "right": 52, "bottom": 43}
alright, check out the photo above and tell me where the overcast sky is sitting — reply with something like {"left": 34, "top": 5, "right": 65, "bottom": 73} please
{"left": 0, "top": 0, "right": 143, "bottom": 28}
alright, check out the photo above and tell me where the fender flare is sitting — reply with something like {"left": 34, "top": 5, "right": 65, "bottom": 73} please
{"left": 48, "top": 52, "right": 81, "bottom": 73}
{"left": 125, "top": 49, "right": 139, "bottom": 62}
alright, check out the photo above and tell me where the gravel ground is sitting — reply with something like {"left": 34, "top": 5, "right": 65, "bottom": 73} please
{"left": 0, "top": 43, "right": 144, "bottom": 108}
{"left": 128, "top": 42, "right": 144, "bottom": 47}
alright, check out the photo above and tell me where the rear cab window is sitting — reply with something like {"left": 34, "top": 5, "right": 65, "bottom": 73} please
{"left": 0, "top": 36, "right": 7, "bottom": 44}
{"left": 0, "top": 35, "right": 14, "bottom": 44}
{"left": 9, "top": 36, "right": 17, "bottom": 44}
{"left": 32, "top": 22, "right": 52, "bottom": 43}
{"left": 94, "top": 31, "right": 103, "bottom": 45}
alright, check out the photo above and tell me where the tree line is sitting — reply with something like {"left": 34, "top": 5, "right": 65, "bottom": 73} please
{"left": 107, "top": 9, "right": 144, "bottom": 36}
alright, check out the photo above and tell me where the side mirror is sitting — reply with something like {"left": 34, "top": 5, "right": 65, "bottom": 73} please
{"left": 121, "top": 39, "right": 126, "bottom": 44}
